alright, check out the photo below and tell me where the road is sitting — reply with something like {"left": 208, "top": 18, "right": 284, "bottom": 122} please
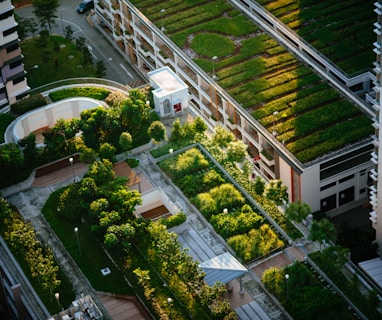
{"left": 15, "top": 0, "right": 144, "bottom": 86}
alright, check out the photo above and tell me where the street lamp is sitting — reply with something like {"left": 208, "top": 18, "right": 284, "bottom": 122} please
{"left": 160, "top": 9, "right": 166, "bottom": 31}
{"left": 212, "top": 56, "right": 217, "bottom": 79}
{"left": 285, "top": 273, "right": 289, "bottom": 300}
{"left": 169, "top": 148, "right": 174, "bottom": 176}
{"left": 29, "top": 64, "right": 38, "bottom": 87}
{"left": 223, "top": 208, "right": 228, "bottom": 239}
{"left": 69, "top": 157, "right": 75, "bottom": 183}
{"left": 272, "top": 111, "right": 278, "bottom": 136}
{"left": 60, "top": 9, "right": 65, "bottom": 36}
{"left": 54, "top": 292, "right": 62, "bottom": 311}
{"left": 167, "top": 297, "right": 173, "bottom": 319}
{"left": 74, "top": 227, "right": 81, "bottom": 255}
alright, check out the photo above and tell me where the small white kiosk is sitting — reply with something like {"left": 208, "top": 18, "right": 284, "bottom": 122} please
{"left": 148, "top": 66, "right": 189, "bottom": 117}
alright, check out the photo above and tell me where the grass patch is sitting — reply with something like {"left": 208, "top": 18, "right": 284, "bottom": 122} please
{"left": 21, "top": 36, "right": 97, "bottom": 88}
{"left": 42, "top": 189, "right": 134, "bottom": 295}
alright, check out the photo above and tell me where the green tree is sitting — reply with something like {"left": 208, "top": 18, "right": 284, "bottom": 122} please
{"left": 147, "top": 121, "right": 166, "bottom": 143}
{"left": 104, "top": 223, "right": 135, "bottom": 254}
{"left": 265, "top": 179, "right": 289, "bottom": 206}
{"left": 253, "top": 176, "right": 265, "bottom": 195}
{"left": 309, "top": 218, "right": 337, "bottom": 250}
{"left": 192, "top": 116, "right": 207, "bottom": 141}
{"left": 64, "top": 25, "right": 74, "bottom": 42}
{"left": 99, "top": 142, "right": 116, "bottom": 162}
{"left": 119, "top": 132, "right": 132, "bottom": 152}
{"left": 285, "top": 200, "right": 311, "bottom": 223}
{"left": 87, "top": 159, "right": 115, "bottom": 187}
{"left": 96, "top": 60, "right": 106, "bottom": 77}
{"left": 226, "top": 140, "right": 248, "bottom": 162}
{"left": 212, "top": 126, "right": 234, "bottom": 147}
{"left": 32, "top": 0, "right": 59, "bottom": 34}
{"left": 169, "top": 117, "right": 184, "bottom": 145}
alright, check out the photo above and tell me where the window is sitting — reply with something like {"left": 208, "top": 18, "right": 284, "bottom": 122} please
{"left": 9, "top": 60, "right": 21, "bottom": 69}
{"left": 339, "top": 174, "right": 354, "bottom": 184}
{"left": 13, "top": 75, "right": 24, "bottom": 85}
{"left": 320, "top": 182, "right": 336, "bottom": 191}
{"left": 6, "top": 43, "right": 18, "bottom": 54}
{"left": 0, "top": 10, "right": 13, "bottom": 21}
{"left": 3, "top": 26, "right": 17, "bottom": 37}
{"left": 321, "top": 194, "right": 336, "bottom": 211}
{"left": 339, "top": 187, "right": 355, "bottom": 206}
{"left": 173, "top": 102, "right": 181, "bottom": 113}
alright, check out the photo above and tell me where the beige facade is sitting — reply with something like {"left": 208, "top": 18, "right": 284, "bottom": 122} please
{"left": 0, "top": 0, "right": 29, "bottom": 109}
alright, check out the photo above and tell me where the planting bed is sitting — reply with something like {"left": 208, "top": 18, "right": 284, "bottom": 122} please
{"left": 133, "top": 0, "right": 373, "bottom": 163}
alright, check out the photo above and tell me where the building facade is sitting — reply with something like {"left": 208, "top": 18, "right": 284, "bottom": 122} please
{"left": 369, "top": 1, "right": 382, "bottom": 252}
{"left": 93, "top": 0, "right": 373, "bottom": 214}
{"left": 0, "top": 0, "right": 29, "bottom": 111}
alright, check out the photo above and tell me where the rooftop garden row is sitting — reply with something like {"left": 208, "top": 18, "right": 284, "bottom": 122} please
{"left": 130, "top": 0, "right": 373, "bottom": 163}
{"left": 256, "top": 0, "right": 375, "bottom": 74}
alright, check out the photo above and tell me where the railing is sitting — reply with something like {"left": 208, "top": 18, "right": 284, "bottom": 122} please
{"left": 27, "top": 77, "right": 132, "bottom": 96}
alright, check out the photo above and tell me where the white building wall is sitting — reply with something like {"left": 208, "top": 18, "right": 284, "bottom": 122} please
{"left": 300, "top": 165, "right": 321, "bottom": 212}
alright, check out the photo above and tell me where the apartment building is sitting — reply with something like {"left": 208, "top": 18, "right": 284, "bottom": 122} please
{"left": 93, "top": 0, "right": 374, "bottom": 216}
{"left": 0, "top": 0, "right": 29, "bottom": 110}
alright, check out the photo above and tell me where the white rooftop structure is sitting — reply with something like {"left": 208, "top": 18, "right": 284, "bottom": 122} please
{"left": 199, "top": 252, "right": 247, "bottom": 286}
{"left": 148, "top": 66, "right": 189, "bottom": 117}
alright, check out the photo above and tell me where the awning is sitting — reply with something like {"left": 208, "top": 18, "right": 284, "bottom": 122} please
{"left": 199, "top": 252, "right": 247, "bottom": 286}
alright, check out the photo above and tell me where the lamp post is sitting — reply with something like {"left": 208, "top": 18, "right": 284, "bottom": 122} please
{"left": 169, "top": 148, "right": 174, "bottom": 176}
{"left": 69, "top": 157, "right": 75, "bottom": 183}
{"left": 223, "top": 208, "right": 228, "bottom": 239}
{"left": 272, "top": 111, "right": 278, "bottom": 136}
{"left": 285, "top": 273, "right": 289, "bottom": 300}
{"left": 167, "top": 297, "right": 173, "bottom": 319}
{"left": 74, "top": 227, "right": 81, "bottom": 255}
{"left": 60, "top": 9, "right": 64, "bottom": 36}
{"left": 29, "top": 64, "right": 38, "bottom": 87}
{"left": 160, "top": 9, "right": 166, "bottom": 31}
{"left": 212, "top": 56, "right": 217, "bottom": 79}
{"left": 54, "top": 292, "right": 61, "bottom": 311}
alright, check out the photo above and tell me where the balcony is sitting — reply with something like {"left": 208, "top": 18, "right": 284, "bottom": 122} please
{"left": 261, "top": 149, "right": 275, "bottom": 167}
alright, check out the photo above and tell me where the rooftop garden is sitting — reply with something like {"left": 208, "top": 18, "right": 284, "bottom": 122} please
{"left": 131, "top": 0, "right": 374, "bottom": 163}
{"left": 256, "top": 0, "right": 375, "bottom": 74}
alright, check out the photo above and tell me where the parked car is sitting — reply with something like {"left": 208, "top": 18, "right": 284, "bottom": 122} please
{"left": 76, "top": 0, "right": 94, "bottom": 14}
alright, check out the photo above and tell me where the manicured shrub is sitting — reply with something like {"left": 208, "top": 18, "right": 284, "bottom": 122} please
{"left": 11, "top": 93, "right": 47, "bottom": 116}
{"left": 49, "top": 87, "right": 110, "bottom": 102}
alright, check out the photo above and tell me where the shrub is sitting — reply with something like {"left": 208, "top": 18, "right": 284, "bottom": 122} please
{"left": 49, "top": 87, "right": 110, "bottom": 102}
{"left": 11, "top": 93, "right": 47, "bottom": 116}
{"left": 159, "top": 212, "right": 187, "bottom": 228}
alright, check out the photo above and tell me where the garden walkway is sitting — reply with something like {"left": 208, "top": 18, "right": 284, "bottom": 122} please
{"left": 4, "top": 145, "right": 319, "bottom": 320}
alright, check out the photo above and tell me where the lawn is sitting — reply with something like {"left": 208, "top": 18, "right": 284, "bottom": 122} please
{"left": 21, "top": 35, "right": 97, "bottom": 89}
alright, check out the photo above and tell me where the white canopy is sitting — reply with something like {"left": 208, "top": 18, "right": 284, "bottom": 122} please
{"left": 199, "top": 252, "right": 247, "bottom": 286}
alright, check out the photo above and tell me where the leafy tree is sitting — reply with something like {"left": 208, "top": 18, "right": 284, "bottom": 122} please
{"left": 32, "top": 0, "right": 59, "bottom": 34}
{"left": 169, "top": 118, "right": 184, "bottom": 145}
{"left": 98, "top": 142, "right": 116, "bottom": 162}
{"left": 262, "top": 267, "right": 284, "bottom": 297}
{"left": 285, "top": 200, "right": 311, "bottom": 223}
{"left": 64, "top": 25, "right": 74, "bottom": 42}
{"left": 226, "top": 140, "right": 248, "bottom": 162}
{"left": 212, "top": 126, "right": 234, "bottom": 147}
{"left": 104, "top": 223, "right": 135, "bottom": 254}
{"left": 96, "top": 60, "right": 106, "bottom": 78}
{"left": 82, "top": 47, "right": 93, "bottom": 65}
{"left": 87, "top": 159, "right": 115, "bottom": 187}
{"left": 264, "top": 179, "right": 288, "bottom": 206}
{"left": 192, "top": 116, "right": 207, "bottom": 140}
{"left": 0, "top": 143, "right": 25, "bottom": 182}
{"left": 110, "top": 188, "right": 142, "bottom": 218}
{"left": 75, "top": 37, "right": 86, "bottom": 52}
{"left": 309, "top": 218, "right": 337, "bottom": 250}
{"left": 36, "top": 29, "right": 49, "bottom": 49}
{"left": 119, "top": 132, "right": 132, "bottom": 152}
{"left": 253, "top": 176, "right": 265, "bottom": 195}
{"left": 147, "top": 121, "right": 166, "bottom": 143}
{"left": 24, "top": 17, "right": 39, "bottom": 39}
{"left": 18, "top": 133, "right": 38, "bottom": 165}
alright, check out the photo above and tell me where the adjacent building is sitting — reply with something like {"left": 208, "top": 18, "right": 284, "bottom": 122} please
{"left": 0, "top": 0, "right": 29, "bottom": 111}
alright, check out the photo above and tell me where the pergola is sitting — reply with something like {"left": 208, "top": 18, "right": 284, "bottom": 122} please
{"left": 199, "top": 252, "right": 247, "bottom": 293}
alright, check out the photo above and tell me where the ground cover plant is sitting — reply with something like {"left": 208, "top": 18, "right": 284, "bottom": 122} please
{"left": 262, "top": 261, "right": 358, "bottom": 319}
{"left": 158, "top": 146, "right": 285, "bottom": 262}
{"left": 256, "top": 0, "right": 375, "bottom": 74}
{"left": 131, "top": 0, "right": 373, "bottom": 163}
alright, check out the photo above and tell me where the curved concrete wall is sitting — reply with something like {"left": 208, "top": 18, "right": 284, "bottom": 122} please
{"left": 10, "top": 98, "right": 105, "bottom": 143}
